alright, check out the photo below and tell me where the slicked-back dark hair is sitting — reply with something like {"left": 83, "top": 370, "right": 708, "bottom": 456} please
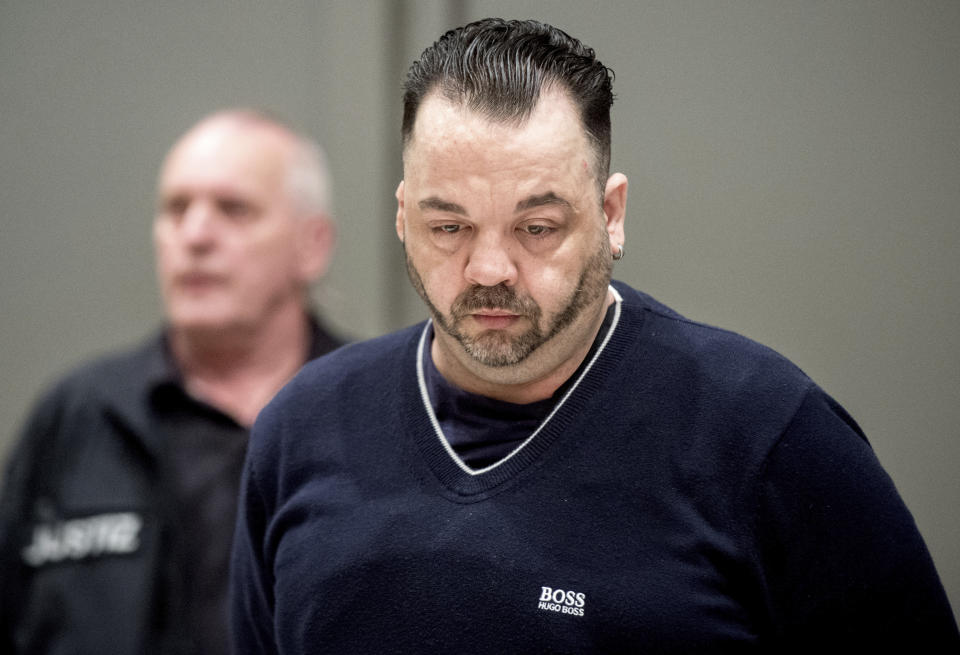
{"left": 402, "top": 18, "right": 615, "bottom": 189}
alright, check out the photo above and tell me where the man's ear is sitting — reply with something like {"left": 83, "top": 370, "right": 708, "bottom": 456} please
{"left": 603, "top": 173, "right": 628, "bottom": 256}
{"left": 296, "top": 214, "right": 336, "bottom": 282}
{"left": 395, "top": 181, "right": 405, "bottom": 243}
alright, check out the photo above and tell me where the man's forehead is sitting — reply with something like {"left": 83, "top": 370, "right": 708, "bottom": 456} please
{"left": 402, "top": 91, "right": 598, "bottom": 211}
{"left": 160, "top": 120, "right": 289, "bottom": 190}
{"left": 406, "top": 87, "right": 589, "bottom": 158}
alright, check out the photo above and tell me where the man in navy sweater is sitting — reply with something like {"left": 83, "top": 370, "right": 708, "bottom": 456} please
{"left": 231, "top": 19, "right": 958, "bottom": 653}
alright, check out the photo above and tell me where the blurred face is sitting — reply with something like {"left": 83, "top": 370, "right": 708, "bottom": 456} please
{"left": 397, "top": 88, "right": 626, "bottom": 388}
{"left": 154, "top": 120, "right": 313, "bottom": 336}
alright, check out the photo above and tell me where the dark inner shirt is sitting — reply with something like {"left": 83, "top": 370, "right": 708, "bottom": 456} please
{"left": 152, "top": 318, "right": 341, "bottom": 655}
{"left": 423, "top": 302, "right": 616, "bottom": 470}
{"left": 153, "top": 378, "right": 248, "bottom": 655}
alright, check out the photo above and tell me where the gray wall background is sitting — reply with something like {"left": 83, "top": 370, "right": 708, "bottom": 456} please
{"left": 2, "top": 1, "right": 957, "bottom": 623}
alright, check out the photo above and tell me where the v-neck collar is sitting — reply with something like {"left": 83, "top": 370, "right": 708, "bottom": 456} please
{"left": 411, "top": 286, "right": 624, "bottom": 498}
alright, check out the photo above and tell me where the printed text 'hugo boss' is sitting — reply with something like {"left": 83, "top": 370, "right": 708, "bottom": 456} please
{"left": 537, "top": 586, "right": 586, "bottom": 617}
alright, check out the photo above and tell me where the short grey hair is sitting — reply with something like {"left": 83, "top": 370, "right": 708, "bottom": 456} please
{"left": 284, "top": 133, "right": 333, "bottom": 218}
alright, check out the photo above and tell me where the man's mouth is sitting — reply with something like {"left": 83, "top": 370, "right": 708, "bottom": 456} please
{"left": 469, "top": 310, "right": 521, "bottom": 329}
{"left": 176, "top": 271, "right": 225, "bottom": 290}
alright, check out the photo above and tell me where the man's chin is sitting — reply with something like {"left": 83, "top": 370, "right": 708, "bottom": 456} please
{"left": 456, "top": 330, "right": 541, "bottom": 368}
{"left": 167, "top": 309, "right": 246, "bottom": 336}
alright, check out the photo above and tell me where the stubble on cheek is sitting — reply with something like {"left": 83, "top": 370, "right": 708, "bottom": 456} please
{"left": 403, "top": 238, "right": 612, "bottom": 369}
{"left": 403, "top": 248, "right": 543, "bottom": 366}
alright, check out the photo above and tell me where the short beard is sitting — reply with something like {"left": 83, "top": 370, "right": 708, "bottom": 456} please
{"left": 404, "top": 238, "right": 613, "bottom": 368}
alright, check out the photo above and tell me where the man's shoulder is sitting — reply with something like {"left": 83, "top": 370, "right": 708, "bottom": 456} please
{"left": 31, "top": 333, "right": 165, "bottom": 411}
{"left": 269, "top": 322, "right": 425, "bottom": 408}
{"left": 6, "top": 333, "right": 166, "bottom": 480}
{"left": 613, "top": 280, "right": 812, "bottom": 395}
{"left": 249, "top": 322, "right": 426, "bottom": 461}
{"left": 612, "top": 281, "right": 831, "bottom": 467}
{"left": 302, "top": 322, "right": 422, "bottom": 376}
{"left": 612, "top": 280, "right": 686, "bottom": 322}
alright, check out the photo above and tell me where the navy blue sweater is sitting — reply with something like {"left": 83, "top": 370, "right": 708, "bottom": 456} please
{"left": 231, "top": 282, "right": 957, "bottom": 653}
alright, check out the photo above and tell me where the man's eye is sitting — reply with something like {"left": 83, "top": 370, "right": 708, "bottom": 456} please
{"left": 524, "top": 224, "right": 550, "bottom": 236}
{"left": 438, "top": 224, "right": 461, "bottom": 234}
{"left": 219, "top": 199, "right": 253, "bottom": 219}
{"left": 162, "top": 197, "right": 188, "bottom": 218}
{"left": 220, "top": 200, "right": 249, "bottom": 216}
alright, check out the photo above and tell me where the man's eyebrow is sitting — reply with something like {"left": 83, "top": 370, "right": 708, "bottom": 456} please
{"left": 418, "top": 197, "right": 468, "bottom": 215}
{"left": 515, "top": 192, "right": 572, "bottom": 212}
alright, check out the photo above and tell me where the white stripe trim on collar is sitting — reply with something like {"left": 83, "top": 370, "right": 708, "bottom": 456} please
{"left": 415, "top": 285, "right": 623, "bottom": 476}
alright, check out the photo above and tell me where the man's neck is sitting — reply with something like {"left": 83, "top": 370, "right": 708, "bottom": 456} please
{"left": 169, "top": 304, "right": 311, "bottom": 427}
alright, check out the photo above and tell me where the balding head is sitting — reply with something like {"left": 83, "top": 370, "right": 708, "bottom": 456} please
{"left": 163, "top": 109, "right": 332, "bottom": 219}
{"left": 154, "top": 109, "right": 335, "bottom": 338}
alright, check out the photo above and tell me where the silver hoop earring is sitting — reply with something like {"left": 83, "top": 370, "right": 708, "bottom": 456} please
{"left": 612, "top": 244, "right": 624, "bottom": 261}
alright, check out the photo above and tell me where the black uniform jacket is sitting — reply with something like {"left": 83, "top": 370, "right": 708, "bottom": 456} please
{"left": 0, "top": 318, "right": 342, "bottom": 654}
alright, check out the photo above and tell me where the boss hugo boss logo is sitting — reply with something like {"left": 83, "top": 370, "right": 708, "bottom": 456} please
{"left": 537, "top": 586, "right": 586, "bottom": 617}
{"left": 21, "top": 512, "right": 143, "bottom": 567}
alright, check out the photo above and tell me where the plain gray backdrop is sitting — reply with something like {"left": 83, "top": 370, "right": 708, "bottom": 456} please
{"left": 2, "top": 1, "right": 957, "bottom": 623}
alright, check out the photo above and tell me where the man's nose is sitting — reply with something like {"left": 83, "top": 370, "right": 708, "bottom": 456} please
{"left": 180, "top": 202, "right": 217, "bottom": 247}
{"left": 463, "top": 233, "right": 518, "bottom": 288}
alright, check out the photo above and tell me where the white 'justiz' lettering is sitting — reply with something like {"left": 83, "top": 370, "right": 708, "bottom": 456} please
{"left": 21, "top": 512, "right": 142, "bottom": 567}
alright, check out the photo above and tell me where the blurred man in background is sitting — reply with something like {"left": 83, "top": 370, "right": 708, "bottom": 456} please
{"left": 0, "top": 109, "right": 343, "bottom": 654}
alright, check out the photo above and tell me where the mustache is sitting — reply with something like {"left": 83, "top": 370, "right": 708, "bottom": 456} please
{"left": 450, "top": 284, "right": 539, "bottom": 319}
